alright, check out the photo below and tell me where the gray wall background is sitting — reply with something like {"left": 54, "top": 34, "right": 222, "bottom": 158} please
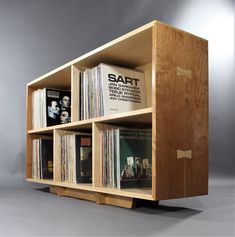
{"left": 0, "top": 0, "right": 234, "bottom": 189}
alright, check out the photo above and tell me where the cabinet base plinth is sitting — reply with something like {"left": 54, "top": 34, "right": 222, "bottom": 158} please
{"left": 49, "top": 186, "right": 136, "bottom": 209}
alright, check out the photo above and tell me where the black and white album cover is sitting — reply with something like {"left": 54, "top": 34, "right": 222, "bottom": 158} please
{"left": 46, "top": 89, "right": 71, "bottom": 126}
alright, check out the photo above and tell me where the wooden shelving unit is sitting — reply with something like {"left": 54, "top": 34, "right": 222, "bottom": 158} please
{"left": 26, "top": 20, "right": 208, "bottom": 208}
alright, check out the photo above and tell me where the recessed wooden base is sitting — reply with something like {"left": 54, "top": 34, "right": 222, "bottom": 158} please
{"left": 50, "top": 186, "right": 136, "bottom": 209}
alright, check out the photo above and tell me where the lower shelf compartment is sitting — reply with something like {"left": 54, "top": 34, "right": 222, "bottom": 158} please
{"left": 26, "top": 178, "right": 153, "bottom": 201}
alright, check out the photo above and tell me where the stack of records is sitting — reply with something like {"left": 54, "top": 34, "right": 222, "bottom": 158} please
{"left": 80, "top": 63, "right": 147, "bottom": 120}
{"left": 101, "top": 128, "right": 152, "bottom": 189}
{"left": 32, "top": 138, "right": 53, "bottom": 179}
{"left": 61, "top": 133, "right": 92, "bottom": 183}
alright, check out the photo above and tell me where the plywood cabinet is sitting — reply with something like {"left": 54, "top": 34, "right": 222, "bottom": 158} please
{"left": 26, "top": 20, "right": 208, "bottom": 208}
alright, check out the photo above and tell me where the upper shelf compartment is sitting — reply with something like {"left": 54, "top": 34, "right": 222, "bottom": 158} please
{"left": 27, "top": 21, "right": 154, "bottom": 90}
{"left": 27, "top": 65, "right": 71, "bottom": 90}
{"left": 73, "top": 22, "right": 153, "bottom": 69}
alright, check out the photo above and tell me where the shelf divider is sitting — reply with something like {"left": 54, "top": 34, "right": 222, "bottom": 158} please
{"left": 71, "top": 65, "right": 81, "bottom": 122}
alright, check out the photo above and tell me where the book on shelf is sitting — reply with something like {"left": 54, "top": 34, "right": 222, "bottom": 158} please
{"left": 80, "top": 63, "right": 147, "bottom": 120}
{"left": 101, "top": 128, "right": 152, "bottom": 189}
{"left": 32, "top": 88, "right": 71, "bottom": 128}
{"left": 61, "top": 133, "right": 92, "bottom": 183}
{"left": 32, "top": 137, "right": 53, "bottom": 179}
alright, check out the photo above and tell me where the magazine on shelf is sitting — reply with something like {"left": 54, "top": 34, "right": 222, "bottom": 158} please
{"left": 61, "top": 133, "right": 92, "bottom": 183}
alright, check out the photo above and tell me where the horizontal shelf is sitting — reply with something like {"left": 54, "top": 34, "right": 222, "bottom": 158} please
{"left": 26, "top": 178, "right": 153, "bottom": 200}
{"left": 94, "top": 187, "right": 153, "bottom": 200}
{"left": 27, "top": 121, "right": 93, "bottom": 134}
{"left": 28, "top": 107, "right": 152, "bottom": 134}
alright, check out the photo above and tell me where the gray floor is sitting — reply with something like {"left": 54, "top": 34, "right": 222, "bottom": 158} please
{"left": 0, "top": 177, "right": 234, "bottom": 237}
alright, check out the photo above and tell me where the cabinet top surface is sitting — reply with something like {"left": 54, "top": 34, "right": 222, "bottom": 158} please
{"left": 27, "top": 20, "right": 207, "bottom": 87}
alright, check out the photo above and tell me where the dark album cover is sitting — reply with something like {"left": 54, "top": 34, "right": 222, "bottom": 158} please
{"left": 118, "top": 129, "right": 152, "bottom": 189}
{"left": 40, "top": 139, "right": 53, "bottom": 179}
{"left": 75, "top": 135, "right": 92, "bottom": 183}
{"left": 46, "top": 89, "right": 71, "bottom": 126}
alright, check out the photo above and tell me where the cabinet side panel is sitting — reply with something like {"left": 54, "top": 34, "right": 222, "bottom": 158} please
{"left": 154, "top": 23, "right": 208, "bottom": 199}
{"left": 26, "top": 86, "right": 33, "bottom": 178}
{"left": 26, "top": 86, "right": 33, "bottom": 131}
{"left": 26, "top": 135, "right": 32, "bottom": 178}
{"left": 152, "top": 23, "right": 157, "bottom": 200}
{"left": 184, "top": 33, "right": 208, "bottom": 197}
